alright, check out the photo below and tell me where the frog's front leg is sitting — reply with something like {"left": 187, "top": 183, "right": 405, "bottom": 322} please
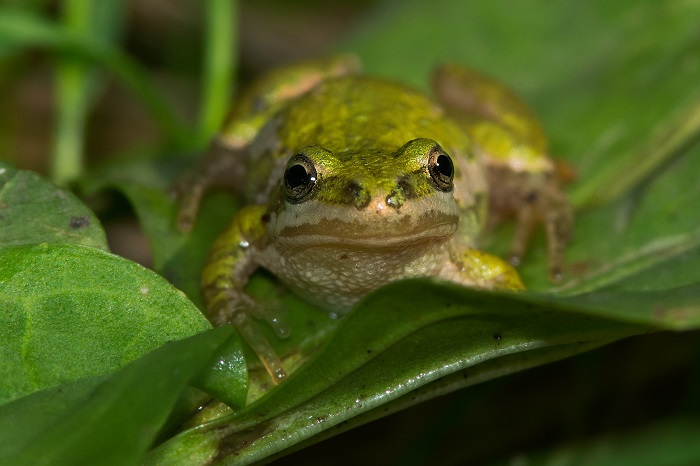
{"left": 174, "top": 142, "right": 247, "bottom": 232}
{"left": 202, "top": 205, "right": 288, "bottom": 383}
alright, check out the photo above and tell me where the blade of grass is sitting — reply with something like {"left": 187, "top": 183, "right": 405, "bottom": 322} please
{"left": 198, "top": 0, "right": 237, "bottom": 144}
{"left": 0, "top": 8, "right": 193, "bottom": 150}
{"left": 52, "top": 0, "right": 125, "bottom": 185}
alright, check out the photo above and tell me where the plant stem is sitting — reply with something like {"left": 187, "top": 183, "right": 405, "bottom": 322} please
{"left": 51, "top": 0, "right": 94, "bottom": 185}
{"left": 198, "top": 0, "right": 237, "bottom": 145}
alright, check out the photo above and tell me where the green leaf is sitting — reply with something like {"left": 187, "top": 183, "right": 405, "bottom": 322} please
{"left": 0, "top": 243, "right": 217, "bottom": 405}
{"left": 81, "top": 152, "right": 238, "bottom": 303}
{"left": 0, "top": 161, "right": 108, "bottom": 250}
{"left": 149, "top": 279, "right": 679, "bottom": 465}
{"left": 0, "top": 326, "right": 235, "bottom": 466}
{"left": 149, "top": 258, "right": 700, "bottom": 464}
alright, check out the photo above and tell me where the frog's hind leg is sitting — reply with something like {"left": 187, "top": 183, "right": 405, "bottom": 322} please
{"left": 507, "top": 201, "right": 537, "bottom": 268}
{"left": 541, "top": 185, "right": 573, "bottom": 281}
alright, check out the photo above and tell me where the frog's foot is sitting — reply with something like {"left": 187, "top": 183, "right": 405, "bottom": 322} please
{"left": 445, "top": 247, "right": 525, "bottom": 291}
{"left": 246, "top": 297, "right": 291, "bottom": 339}
{"left": 172, "top": 140, "right": 245, "bottom": 233}
{"left": 208, "top": 291, "right": 288, "bottom": 384}
{"left": 488, "top": 166, "right": 573, "bottom": 281}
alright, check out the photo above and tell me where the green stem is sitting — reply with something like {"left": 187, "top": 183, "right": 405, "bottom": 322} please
{"left": 51, "top": 0, "right": 93, "bottom": 185}
{"left": 198, "top": 0, "right": 237, "bottom": 145}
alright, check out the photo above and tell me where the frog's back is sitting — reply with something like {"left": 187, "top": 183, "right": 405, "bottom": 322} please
{"left": 276, "top": 76, "right": 472, "bottom": 157}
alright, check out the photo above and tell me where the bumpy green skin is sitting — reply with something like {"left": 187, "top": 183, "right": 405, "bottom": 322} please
{"left": 180, "top": 56, "right": 572, "bottom": 382}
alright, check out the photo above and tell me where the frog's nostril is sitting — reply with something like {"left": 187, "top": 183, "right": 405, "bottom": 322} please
{"left": 345, "top": 181, "right": 371, "bottom": 210}
{"left": 385, "top": 177, "right": 413, "bottom": 210}
{"left": 386, "top": 192, "right": 403, "bottom": 209}
{"left": 397, "top": 177, "right": 416, "bottom": 199}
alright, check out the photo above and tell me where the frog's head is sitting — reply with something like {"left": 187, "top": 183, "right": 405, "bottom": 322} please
{"left": 269, "top": 138, "right": 461, "bottom": 249}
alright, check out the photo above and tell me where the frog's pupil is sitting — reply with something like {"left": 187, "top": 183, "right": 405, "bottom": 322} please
{"left": 285, "top": 164, "right": 311, "bottom": 188}
{"left": 435, "top": 154, "right": 454, "bottom": 178}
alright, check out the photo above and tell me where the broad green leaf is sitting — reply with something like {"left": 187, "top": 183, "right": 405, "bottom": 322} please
{"left": 0, "top": 161, "right": 107, "bottom": 250}
{"left": 0, "top": 243, "right": 225, "bottom": 405}
{"left": 148, "top": 260, "right": 699, "bottom": 464}
{"left": 81, "top": 152, "right": 237, "bottom": 304}
{"left": 150, "top": 275, "right": 697, "bottom": 465}
{"left": 0, "top": 326, "right": 235, "bottom": 466}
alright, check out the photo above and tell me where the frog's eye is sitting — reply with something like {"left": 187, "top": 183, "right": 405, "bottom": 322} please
{"left": 428, "top": 148, "right": 454, "bottom": 192}
{"left": 283, "top": 154, "right": 318, "bottom": 203}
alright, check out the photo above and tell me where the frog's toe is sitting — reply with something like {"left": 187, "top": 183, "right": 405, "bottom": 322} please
{"left": 491, "top": 170, "right": 573, "bottom": 282}
{"left": 508, "top": 204, "right": 537, "bottom": 268}
{"left": 543, "top": 197, "right": 574, "bottom": 281}
{"left": 248, "top": 299, "right": 291, "bottom": 339}
{"left": 230, "top": 310, "right": 288, "bottom": 384}
{"left": 208, "top": 292, "right": 289, "bottom": 384}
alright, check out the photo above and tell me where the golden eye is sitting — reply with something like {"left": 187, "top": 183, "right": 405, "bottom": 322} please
{"left": 283, "top": 154, "right": 317, "bottom": 203}
{"left": 428, "top": 147, "right": 454, "bottom": 192}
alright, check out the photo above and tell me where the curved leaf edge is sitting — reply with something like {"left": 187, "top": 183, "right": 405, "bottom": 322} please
{"left": 265, "top": 337, "right": 621, "bottom": 463}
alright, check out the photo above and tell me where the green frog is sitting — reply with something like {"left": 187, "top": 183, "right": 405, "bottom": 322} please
{"left": 176, "top": 56, "right": 572, "bottom": 383}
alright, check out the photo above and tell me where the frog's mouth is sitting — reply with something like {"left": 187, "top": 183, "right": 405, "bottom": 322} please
{"left": 273, "top": 200, "right": 460, "bottom": 249}
{"left": 278, "top": 220, "right": 458, "bottom": 249}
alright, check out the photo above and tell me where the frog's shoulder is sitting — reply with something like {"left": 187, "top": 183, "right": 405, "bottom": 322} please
{"left": 219, "top": 55, "right": 361, "bottom": 148}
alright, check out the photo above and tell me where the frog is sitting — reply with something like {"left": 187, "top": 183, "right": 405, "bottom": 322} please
{"left": 175, "top": 55, "right": 572, "bottom": 384}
